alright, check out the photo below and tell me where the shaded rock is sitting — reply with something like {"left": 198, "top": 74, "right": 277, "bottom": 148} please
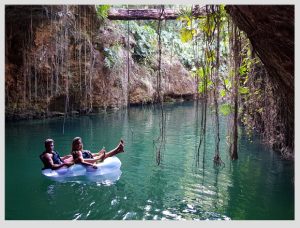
{"left": 226, "top": 5, "right": 294, "bottom": 158}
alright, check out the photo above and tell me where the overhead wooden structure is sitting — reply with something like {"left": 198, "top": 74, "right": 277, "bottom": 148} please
{"left": 107, "top": 6, "right": 206, "bottom": 20}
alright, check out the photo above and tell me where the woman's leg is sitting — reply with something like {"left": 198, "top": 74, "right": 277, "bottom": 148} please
{"left": 104, "top": 139, "right": 124, "bottom": 159}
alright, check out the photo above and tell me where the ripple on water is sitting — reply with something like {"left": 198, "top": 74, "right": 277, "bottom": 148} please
{"left": 111, "top": 199, "right": 118, "bottom": 206}
{"left": 122, "top": 211, "right": 137, "bottom": 220}
{"left": 73, "top": 212, "right": 82, "bottom": 220}
{"left": 5, "top": 101, "right": 294, "bottom": 220}
{"left": 162, "top": 209, "right": 182, "bottom": 220}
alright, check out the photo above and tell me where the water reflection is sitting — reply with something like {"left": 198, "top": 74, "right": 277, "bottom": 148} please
{"left": 5, "top": 101, "right": 294, "bottom": 220}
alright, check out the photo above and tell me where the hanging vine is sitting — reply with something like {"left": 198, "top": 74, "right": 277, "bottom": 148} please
{"left": 178, "top": 5, "right": 230, "bottom": 166}
{"left": 178, "top": 6, "right": 210, "bottom": 167}
{"left": 211, "top": 6, "right": 224, "bottom": 166}
{"left": 201, "top": 5, "right": 224, "bottom": 166}
{"left": 127, "top": 5, "right": 131, "bottom": 107}
{"left": 154, "top": 5, "right": 167, "bottom": 166}
{"left": 227, "top": 21, "right": 240, "bottom": 160}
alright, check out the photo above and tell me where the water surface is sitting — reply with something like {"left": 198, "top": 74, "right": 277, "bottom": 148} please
{"left": 5, "top": 101, "right": 294, "bottom": 220}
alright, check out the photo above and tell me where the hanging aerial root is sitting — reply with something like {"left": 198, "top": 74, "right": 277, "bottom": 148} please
{"left": 213, "top": 153, "right": 225, "bottom": 167}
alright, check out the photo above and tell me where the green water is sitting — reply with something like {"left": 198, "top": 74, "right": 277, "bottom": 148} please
{"left": 5, "top": 101, "right": 294, "bottom": 220}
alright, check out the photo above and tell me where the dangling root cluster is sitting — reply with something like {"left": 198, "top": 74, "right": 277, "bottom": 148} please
{"left": 213, "top": 153, "right": 225, "bottom": 167}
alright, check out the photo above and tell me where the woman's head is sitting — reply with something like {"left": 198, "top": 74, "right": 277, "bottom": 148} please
{"left": 72, "top": 137, "right": 83, "bottom": 151}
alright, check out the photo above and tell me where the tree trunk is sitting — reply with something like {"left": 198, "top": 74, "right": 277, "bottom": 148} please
{"left": 231, "top": 25, "right": 240, "bottom": 161}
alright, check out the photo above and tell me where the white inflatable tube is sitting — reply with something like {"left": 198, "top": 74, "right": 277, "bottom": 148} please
{"left": 41, "top": 156, "right": 122, "bottom": 181}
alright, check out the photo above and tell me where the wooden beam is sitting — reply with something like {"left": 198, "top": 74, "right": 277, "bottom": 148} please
{"left": 108, "top": 9, "right": 177, "bottom": 20}
{"left": 107, "top": 7, "right": 207, "bottom": 20}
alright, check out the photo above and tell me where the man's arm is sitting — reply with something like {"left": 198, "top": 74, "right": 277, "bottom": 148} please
{"left": 44, "top": 153, "right": 66, "bottom": 170}
{"left": 61, "top": 154, "right": 73, "bottom": 161}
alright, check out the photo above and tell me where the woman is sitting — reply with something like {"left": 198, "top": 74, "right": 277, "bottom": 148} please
{"left": 71, "top": 137, "right": 124, "bottom": 169}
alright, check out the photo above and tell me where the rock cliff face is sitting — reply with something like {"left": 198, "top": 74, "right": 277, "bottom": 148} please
{"left": 5, "top": 5, "right": 294, "bottom": 157}
{"left": 226, "top": 5, "right": 294, "bottom": 158}
{"left": 5, "top": 5, "right": 196, "bottom": 119}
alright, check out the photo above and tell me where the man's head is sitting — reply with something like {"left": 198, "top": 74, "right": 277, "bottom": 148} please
{"left": 44, "top": 139, "right": 54, "bottom": 151}
{"left": 72, "top": 137, "right": 83, "bottom": 151}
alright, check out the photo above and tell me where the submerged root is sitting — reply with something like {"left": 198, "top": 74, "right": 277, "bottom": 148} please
{"left": 280, "top": 146, "right": 294, "bottom": 160}
{"left": 213, "top": 153, "right": 225, "bottom": 167}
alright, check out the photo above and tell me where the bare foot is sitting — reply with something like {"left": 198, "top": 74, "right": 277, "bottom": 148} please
{"left": 117, "top": 139, "right": 125, "bottom": 153}
{"left": 98, "top": 148, "right": 106, "bottom": 156}
{"left": 98, "top": 152, "right": 105, "bottom": 162}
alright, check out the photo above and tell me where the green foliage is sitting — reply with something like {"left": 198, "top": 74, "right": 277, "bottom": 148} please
{"left": 103, "top": 44, "right": 122, "bottom": 70}
{"left": 194, "top": 68, "right": 204, "bottom": 78}
{"left": 96, "top": 5, "right": 110, "bottom": 20}
{"left": 177, "top": 7, "right": 193, "bottom": 20}
{"left": 198, "top": 79, "right": 212, "bottom": 93}
{"left": 179, "top": 28, "right": 196, "bottom": 43}
{"left": 128, "top": 21, "right": 157, "bottom": 63}
{"left": 239, "top": 86, "right": 249, "bottom": 95}
{"left": 96, "top": 5, "right": 111, "bottom": 20}
{"left": 198, "top": 82, "right": 205, "bottom": 93}
{"left": 119, "top": 20, "right": 195, "bottom": 68}
{"left": 177, "top": 5, "right": 231, "bottom": 97}
{"left": 205, "top": 49, "right": 216, "bottom": 63}
{"left": 177, "top": 11, "right": 196, "bottom": 43}
{"left": 220, "top": 89, "right": 226, "bottom": 98}
{"left": 239, "top": 65, "right": 247, "bottom": 76}
{"left": 143, "top": 19, "right": 196, "bottom": 68}
{"left": 198, "top": 17, "right": 215, "bottom": 38}
{"left": 168, "top": 37, "right": 194, "bottom": 68}
{"left": 219, "top": 103, "right": 233, "bottom": 116}
{"left": 257, "top": 108, "right": 263, "bottom": 113}
{"left": 239, "top": 55, "right": 255, "bottom": 80}
{"left": 224, "top": 78, "right": 231, "bottom": 89}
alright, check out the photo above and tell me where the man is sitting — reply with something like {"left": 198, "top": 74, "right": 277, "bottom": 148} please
{"left": 40, "top": 139, "right": 74, "bottom": 170}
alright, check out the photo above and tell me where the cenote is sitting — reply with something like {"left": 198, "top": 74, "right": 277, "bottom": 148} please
{"left": 5, "top": 101, "right": 294, "bottom": 220}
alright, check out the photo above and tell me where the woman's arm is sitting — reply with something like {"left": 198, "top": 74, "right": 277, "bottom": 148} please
{"left": 75, "top": 152, "right": 97, "bottom": 168}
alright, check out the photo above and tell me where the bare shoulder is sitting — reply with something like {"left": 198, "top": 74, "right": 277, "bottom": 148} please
{"left": 44, "top": 153, "right": 52, "bottom": 159}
